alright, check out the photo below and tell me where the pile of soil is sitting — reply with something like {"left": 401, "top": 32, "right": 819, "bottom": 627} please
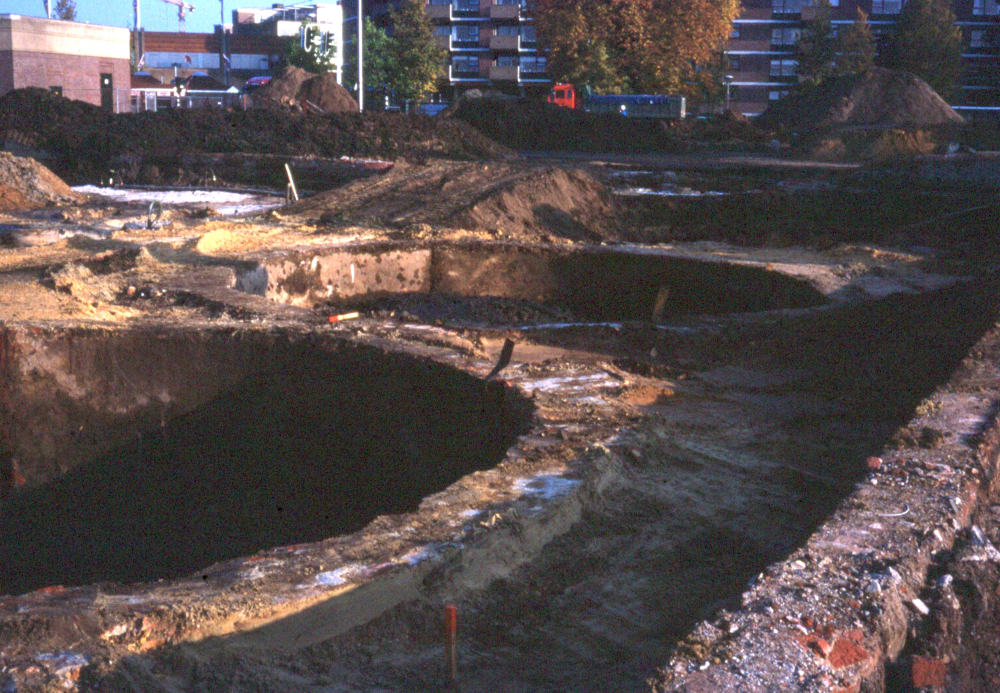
{"left": 296, "top": 160, "right": 620, "bottom": 241}
{"left": 253, "top": 66, "right": 359, "bottom": 114}
{"left": 756, "top": 68, "right": 965, "bottom": 133}
{"left": 451, "top": 96, "right": 684, "bottom": 153}
{"left": 449, "top": 167, "right": 617, "bottom": 240}
{"left": 451, "top": 95, "right": 767, "bottom": 153}
{"left": 0, "top": 88, "right": 508, "bottom": 184}
{"left": 0, "top": 151, "right": 81, "bottom": 211}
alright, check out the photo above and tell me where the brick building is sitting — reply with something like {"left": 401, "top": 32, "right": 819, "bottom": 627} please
{"left": 137, "top": 30, "right": 290, "bottom": 87}
{"left": 727, "top": 0, "right": 1000, "bottom": 116}
{"left": 359, "top": 0, "right": 550, "bottom": 98}
{"left": 0, "top": 15, "right": 131, "bottom": 112}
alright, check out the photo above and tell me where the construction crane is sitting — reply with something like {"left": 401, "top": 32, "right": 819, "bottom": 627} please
{"left": 159, "top": 0, "right": 195, "bottom": 32}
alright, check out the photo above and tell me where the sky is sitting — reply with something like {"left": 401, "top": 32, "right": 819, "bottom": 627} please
{"left": 3, "top": 0, "right": 284, "bottom": 34}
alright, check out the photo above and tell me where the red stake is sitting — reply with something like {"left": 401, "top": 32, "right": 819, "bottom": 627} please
{"left": 444, "top": 604, "right": 458, "bottom": 685}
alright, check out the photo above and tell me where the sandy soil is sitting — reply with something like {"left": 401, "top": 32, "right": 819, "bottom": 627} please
{"left": 1, "top": 148, "right": 998, "bottom": 693}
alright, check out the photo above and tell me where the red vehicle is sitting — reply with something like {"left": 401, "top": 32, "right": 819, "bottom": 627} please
{"left": 547, "top": 83, "right": 577, "bottom": 110}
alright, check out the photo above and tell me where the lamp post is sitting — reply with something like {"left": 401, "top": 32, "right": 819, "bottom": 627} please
{"left": 357, "top": 0, "right": 364, "bottom": 111}
{"left": 724, "top": 74, "right": 734, "bottom": 112}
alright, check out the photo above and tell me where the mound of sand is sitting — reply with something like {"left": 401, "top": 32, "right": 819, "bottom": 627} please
{"left": 297, "top": 73, "right": 359, "bottom": 114}
{"left": 756, "top": 68, "right": 964, "bottom": 132}
{"left": 448, "top": 167, "right": 617, "bottom": 240}
{"left": 0, "top": 88, "right": 504, "bottom": 183}
{"left": 0, "top": 151, "right": 81, "bottom": 211}
{"left": 253, "top": 66, "right": 359, "bottom": 114}
{"left": 294, "top": 160, "right": 619, "bottom": 242}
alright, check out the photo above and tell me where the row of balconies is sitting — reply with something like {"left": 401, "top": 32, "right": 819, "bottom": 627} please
{"left": 426, "top": 3, "right": 525, "bottom": 21}
{"left": 435, "top": 34, "right": 527, "bottom": 51}
{"left": 448, "top": 65, "right": 549, "bottom": 82}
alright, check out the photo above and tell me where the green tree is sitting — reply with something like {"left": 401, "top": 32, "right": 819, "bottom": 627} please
{"left": 343, "top": 18, "right": 394, "bottom": 92}
{"left": 793, "top": 0, "right": 837, "bottom": 87}
{"left": 54, "top": 0, "right": 76, "bottom": 21}
{"left": 387, "top": 0, "right": 446, "bottom": 102}
{"left": 535, "top": 0, "right": 740, "bottom": 98}
{"left": 880, "top": 0, "right": 963, "bottom": 98}
{"left": 284, "top": 21, "right": 338, "bottom": 73}
{"left": 835, "top": 8, "right": 876, "bottom": 76}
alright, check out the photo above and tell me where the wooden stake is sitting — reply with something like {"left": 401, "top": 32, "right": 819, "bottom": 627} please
{"left": 284, "top": 163, "right": 299, "bottom": 202}
{"left": 445, "top": 604, "right": 458, "bottom": 685}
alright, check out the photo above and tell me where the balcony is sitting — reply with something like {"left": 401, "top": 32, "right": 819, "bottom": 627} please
{"left": 490, "top": 3, "right": 521, "bottom": 19}
{"left": 490, "top": 34, "right": 521, "bottom": 51}
{"left": 489, "top": 64, "right": 520, "bottom": 81}
{"left": 425, "top": 4, "right": 453, "bottom": 20}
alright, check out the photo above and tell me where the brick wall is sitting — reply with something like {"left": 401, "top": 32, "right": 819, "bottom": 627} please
{"left": 8, "top": 52, "right": 131, "bottom": 111}
{"left": 0, "top": 51, "right": 13, "bottom": 95}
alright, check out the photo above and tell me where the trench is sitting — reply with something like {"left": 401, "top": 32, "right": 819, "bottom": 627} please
{"left": 0, "top": 328, "right": 532, "bottom": 596}
{"left": 238, "top": 244, "right": 828, "bottom": 322}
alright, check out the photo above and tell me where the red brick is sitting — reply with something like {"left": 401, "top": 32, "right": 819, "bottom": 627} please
{"left": 829, "top": 637, "right": 868, "bottom": 670}
{"left": 912, "top": 656, "right": 947, "bottom": 688}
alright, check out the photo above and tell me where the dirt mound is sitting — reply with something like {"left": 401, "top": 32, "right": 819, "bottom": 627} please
{"left": 0, "top": 151, "right": 80, "bottom": 211}
{"left": 297, "top": 73, "right": 359, "bottom": 114}
{"left": 449, "top": 167, "right": 617, "bottom": 240}
{"left": 451, "top": 95, "right": 766, "bottom": 153}
{"left": 254, "top": 67, "right": 359, "bottom": 114}
{"left": 756, "top": 68, "right": 964, "bottom": 133}
{"left": 255, "top": 65, "right": 313, "bottom": 105}
{"left": 452, "top": 96, "right": 685, "bottom": 154}
{"left": 294, "top": 160, "right": 619, "bottom": 242}
{"left": 0, "top": 88, "right": 507, "bottom": 184}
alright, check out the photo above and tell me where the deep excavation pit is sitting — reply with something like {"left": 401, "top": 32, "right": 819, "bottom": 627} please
{"left": 0, "top": 327, "right": 532, "bottom": 596}
{"left": 1, "top": 251, "right": 999, "bottom": 691}
{"left": 237, "top": 243, "right": 828, "bottom": 322}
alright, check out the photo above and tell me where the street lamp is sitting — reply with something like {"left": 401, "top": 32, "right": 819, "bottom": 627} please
{"left": 357, "top": 0, "right": 364, "bottom": 111}
{"left": 724, "top": 74, "right": 734, "bottom": 112}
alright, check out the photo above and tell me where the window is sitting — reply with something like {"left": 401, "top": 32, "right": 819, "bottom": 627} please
{"left": 521, "top": 25, "right": 536, "bottom": 42}
{"left": 521, "top": 55, "right": 546, "bottom": 72}
{"left": 729, "top": 26, "right": 740, "bottom": 39}
{"left": 455, "top": 0, "right": 479, "bottom": 10}
{"left": 728, "top": 55, "right": 741, "bottom": 71}
{"left": 49, "top": 86, "right": 63, "bottom": 96}
{"left": 454, "top": 24, "right": 479, "bottom": 41}
{"left": 452, "top": 56, "right": 479, "bottom": 72}
{"left": 772, "top": 0, "right": 804, "bottom": 13}
{"left": 971, "top": 29, "right": 987, "bottom": 48}
{"left": 434, "top": 26, "right": 450, "bottom": 36}
{"left": 871, "top": 0, "right": 902, "bottom": 13}
{"left": 771, "top": 27, "right": 801, "bottom": 45}
{"left": 769, "top": 89, "right": 790, "bottom": 100}
{"left": 770, "top": 58, "right": 797, "bottom": 76}
{"left": 973, "top": 0, "right": 999, "bottom": 14}
{"left": 495, "top": 55, "right": 519, "bottom": 66}
{"left": 495, "top": 25, "right": 519, "bottom": 35}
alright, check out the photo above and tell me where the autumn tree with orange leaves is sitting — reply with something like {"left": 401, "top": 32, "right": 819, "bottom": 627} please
{"left": 534, "top": 0, "right": 740, "bottom": 99}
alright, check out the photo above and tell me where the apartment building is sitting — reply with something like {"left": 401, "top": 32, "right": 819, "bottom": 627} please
{"left": 361, "top": 0, "right": 550, "bottom": 97}
{"left": 727, "top": 0, "right": 1000, "bottom": 116}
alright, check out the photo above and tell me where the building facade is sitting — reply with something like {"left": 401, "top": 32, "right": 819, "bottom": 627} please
{"left": 0, "top": 15, "right": 130, "bottom": 111}
{"left": 727, "top": 0, "right": 1000, "bottom": 116}
{"left": 137, "top": 30, "right": 289, "bottom": 86}
{"left": 232, "top": 2, "right": 345, "bottom": 83}
{"left": 361, "top": 0, "right": 550, "bottom": 98}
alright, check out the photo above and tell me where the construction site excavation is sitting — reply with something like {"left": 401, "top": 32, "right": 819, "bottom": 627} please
{"left": 3, "top": 79, "right": 1000, "bottom": 693}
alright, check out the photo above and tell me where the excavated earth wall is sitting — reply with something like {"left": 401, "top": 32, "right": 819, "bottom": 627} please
{"left": 0, "top": 237, "right": 998, "bottom": 692}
